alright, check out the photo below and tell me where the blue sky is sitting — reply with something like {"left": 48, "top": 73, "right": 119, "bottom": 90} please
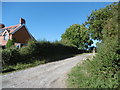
{"left": 2, "top": 2, "right": 113, "bottom": 46}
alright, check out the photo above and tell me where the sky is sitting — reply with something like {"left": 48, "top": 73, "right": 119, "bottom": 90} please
{"left": 2, "top": 2, "right": 113, "bottom": 46}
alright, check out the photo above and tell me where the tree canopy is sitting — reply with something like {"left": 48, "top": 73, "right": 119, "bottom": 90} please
{"left": 61, "top": 24, "right": 93, "bottom": 49}
{"left": 86, "top": 2, "right": 118, "bottom": 40}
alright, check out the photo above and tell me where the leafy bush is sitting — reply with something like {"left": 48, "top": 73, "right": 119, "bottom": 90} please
{"left": 2, "top": 48, "right": 21, "bottom": 66}
{"left": 2, "top": 40, "right": 81, "bottom": 71}
{"left": 6, "top": 39, "right": 14, "bottom": 48}
{"left": 68, "top": 58, "right": 119, "bottom": 88}
{"left": 19, "top": 40, "right": 80, "bottom": 62}
{"left": 68, "top": 38, "right": 119, "bottom": 88}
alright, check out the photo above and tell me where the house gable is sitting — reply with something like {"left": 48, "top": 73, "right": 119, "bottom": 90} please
{"left": 12, "top": 25, "right": 33, "bottom": 44}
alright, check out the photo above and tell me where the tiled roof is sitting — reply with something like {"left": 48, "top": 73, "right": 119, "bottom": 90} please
{"left": 0, "top": 24, "right": 21, "bottom": 35}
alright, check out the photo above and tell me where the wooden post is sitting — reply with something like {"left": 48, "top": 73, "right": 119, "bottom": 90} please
{"left": 93, "top": 48, "right": 95, "bottom": 56}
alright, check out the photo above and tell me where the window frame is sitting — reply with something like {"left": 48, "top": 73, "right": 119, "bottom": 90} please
{"left": 4, "top": 32, "right": 9, "bottom": 41}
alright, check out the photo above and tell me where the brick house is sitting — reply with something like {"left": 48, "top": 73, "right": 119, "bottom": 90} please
{"left": 0, "top": 18, "right": 35, "bottom": 48}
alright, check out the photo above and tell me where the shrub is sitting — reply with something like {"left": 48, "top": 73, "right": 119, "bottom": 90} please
{"left": 2, "top": 40, "right": 80, "bottom": 69}
{"left": 67, "top": 37, "right": 120, "bottom": 88}
{"left": 6, "top": 39, "right": 14, "bottom": 48}
{"left": 2, "top": 48, "right": 21, "bottom": 66}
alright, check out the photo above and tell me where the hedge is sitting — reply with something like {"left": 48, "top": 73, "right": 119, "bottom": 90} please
{"left": 2, "top": 41, "right": 82, "bottom": 67}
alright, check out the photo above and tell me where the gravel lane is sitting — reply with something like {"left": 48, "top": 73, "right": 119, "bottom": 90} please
{"left": 2, "top": 53, "right": 92, "bottom": 88}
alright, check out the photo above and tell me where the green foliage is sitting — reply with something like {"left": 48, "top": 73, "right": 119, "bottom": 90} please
{"left": 19, "top": 40, "right": 79, "bottom": 61}
{"left": 67, "top": 2, "right": 119, "bottom": 88}
{"left": 86, "top": 2, "right": 118, "bottom": 40}
{"left": 6, "top": 39, "right": 14, "bottom": 48}
{"left": 61, "top": 24, "right": 93, "bottom": 49}
{"left": 67, "top": 57, "right": 119, "bottom": 88}
{"left": 68, "top": 37, "right": 119, "bottom": 88}
{"left": 3, "top": 60, "right": 46, "bottom": 74}
{"left": 2, "top": 40, "right": 81, "bottom": 73}
{"left": 60, "top": 39, "right": 75, "bottom": 47}
{"left": 2, "top": 48, "right": 21, "bottom": 66}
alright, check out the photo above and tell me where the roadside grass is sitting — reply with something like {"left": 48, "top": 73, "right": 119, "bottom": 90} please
{"left": 67, "top": 59, "right": 103, "bottom": 88}
{"left": 2, "top": 60, "right": 46, "bottom": 75}
{"left": 67, "top": 59, "right": 91, "bottom": 88}
{"left": 67, "top": 56, "right": 119, "bottom": 88}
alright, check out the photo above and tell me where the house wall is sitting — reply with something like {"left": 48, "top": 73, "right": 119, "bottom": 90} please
{"left": 0, "top": 36, "right": 8, "bottom": 46}
{"left": 9, "top": 34, "right": 12, "bottom": 40}
{"left": 12, "top": 26, "right": 32, "bottom": 44}
{"left": 0, "top": 36, "right": 3, "bottom": 44}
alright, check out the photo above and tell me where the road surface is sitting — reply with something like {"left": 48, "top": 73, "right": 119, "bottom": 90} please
{"left": 2, "top": 53, "right": 92, "bottom": 88}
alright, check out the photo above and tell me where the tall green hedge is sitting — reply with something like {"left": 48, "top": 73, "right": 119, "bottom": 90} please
{"left": 83, "top": 3, "right": 120, "bottom": 88}
{"left": 2, "top": 41, "right": 80, "bottom": 67}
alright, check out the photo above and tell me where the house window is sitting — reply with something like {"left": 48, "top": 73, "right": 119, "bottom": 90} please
{"left": 4, "top": 33, "right": 9, "bottom": 40}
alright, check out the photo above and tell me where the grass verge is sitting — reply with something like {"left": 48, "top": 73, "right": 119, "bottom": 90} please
{"left": 67, "top": 59, "right": 91, "bottom": 88}
{"left": 2, "top": 60, "right": 46, "bottom": 75}
{"left": 67, "top": 57, "right": 119, "bottom": 88}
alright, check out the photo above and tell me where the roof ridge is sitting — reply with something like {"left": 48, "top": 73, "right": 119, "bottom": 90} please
{"left": 0, "top": 24, "right": 22, "bottom": 35}
{"left": 2, "top": 24, "right": 20, "bottom": 29}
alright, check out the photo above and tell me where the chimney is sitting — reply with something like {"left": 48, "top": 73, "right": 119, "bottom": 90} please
{"left": 0, "top": 24, "right": 5, "bottom": 29}
{"left": 20, "top": 18, "right": 26, "bottom": 25}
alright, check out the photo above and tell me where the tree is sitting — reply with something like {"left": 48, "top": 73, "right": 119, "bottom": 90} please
{"left": 6, "top": 39, "right": 14, "bottom": 48}
{"left": 81, "top": 2, "right": 120, "bottom": 88}
{"left": 86, "top": 2, "right": 118, "bottom": 40}
{"left": 61, "top": 24, "right": 93, "bottom": 49}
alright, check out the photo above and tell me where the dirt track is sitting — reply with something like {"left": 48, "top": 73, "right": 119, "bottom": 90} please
{"left": 2, "top": 53, "right": 92, "bottom": 88}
